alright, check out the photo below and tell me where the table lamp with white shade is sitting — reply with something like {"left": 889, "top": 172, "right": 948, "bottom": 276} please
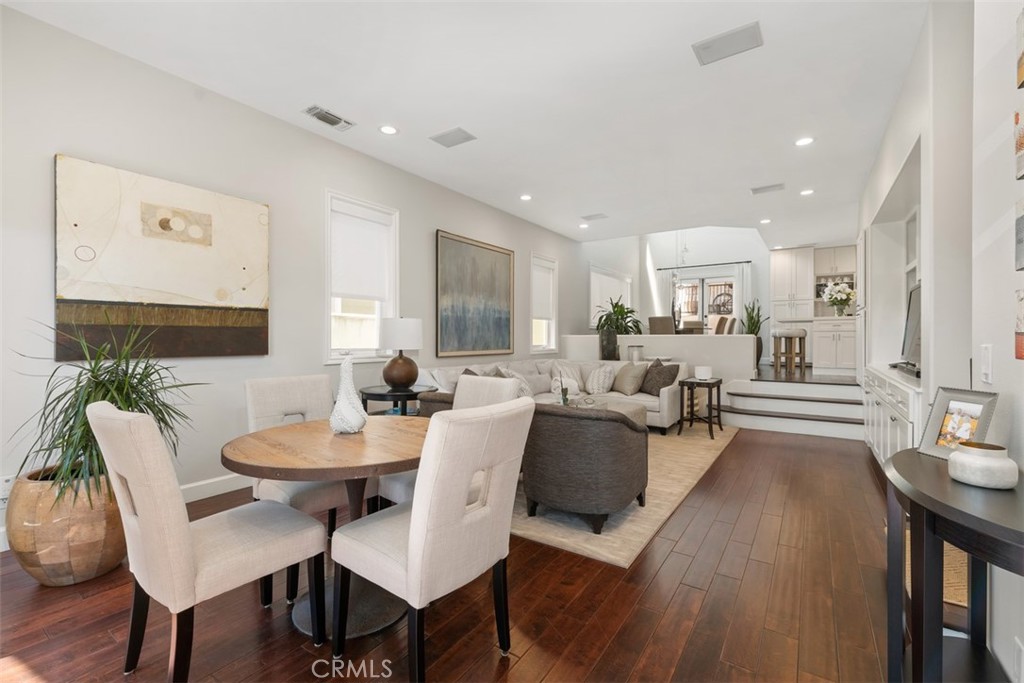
{"left": 380, "top": 318, "right": 423, "bottom": 389}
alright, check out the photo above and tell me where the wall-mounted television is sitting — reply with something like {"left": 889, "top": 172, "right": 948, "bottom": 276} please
{"left": 896, "top": 283, "right": 922, "bottom": 375}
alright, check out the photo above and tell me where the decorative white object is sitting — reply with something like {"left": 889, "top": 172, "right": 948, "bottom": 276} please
{"left": 948, "top": 442, "right": 1019, "bottom": 490}
{"left": 330, "top": 357, "right": 368, "bottom": 434}
{"left": 694, "top": 366, "right": 713, "bottom": 380}
{"left": 627, "top": 345, "right": 644, "bottom": 362}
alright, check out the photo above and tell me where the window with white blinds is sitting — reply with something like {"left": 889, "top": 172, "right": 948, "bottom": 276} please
{"left": 325, "top": 192, "right": 398, "bottom": 361}
{"left": 589, "top": 265, "right": 632, "bottom": 328}
{"left": 530, "top": 254, "right": 558, "bottom": 352}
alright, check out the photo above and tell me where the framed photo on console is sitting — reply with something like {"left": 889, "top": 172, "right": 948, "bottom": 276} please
{"left": 918, "top": 387, "right": 998, "bottom": 459}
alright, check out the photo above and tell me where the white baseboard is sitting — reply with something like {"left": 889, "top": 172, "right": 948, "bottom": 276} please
{"left": 0, "top": 474, "right": 252, "bottom": 552}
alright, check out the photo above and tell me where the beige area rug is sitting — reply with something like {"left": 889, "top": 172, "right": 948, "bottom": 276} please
{"left": 904, "top": 531, "right": 969, "bottom": 607}
{"left": 510, "top": 426, "right": 739, "bottom": 568}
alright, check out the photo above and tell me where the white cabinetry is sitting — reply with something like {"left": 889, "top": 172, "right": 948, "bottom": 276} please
{"left": 770, "top": 248, "right": 815, "bottom": 320}
{"left": 814, "top": 246, "right": 856, "bottom": 276}
{"left": 812, "top": 319, "right": 856, "bottom": 369}
{"left": 863, "top": 366, "right": 921, "bottom": 464}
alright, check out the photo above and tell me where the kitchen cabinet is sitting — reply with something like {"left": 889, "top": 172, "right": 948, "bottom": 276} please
{"left": 771, "top": 299, "right": 815, "bottom": 322}
{"left": 814, "top": 245, "right": 856, "bottom": 276}
{"left": 770, "top": 247, "right": 815, "bottom": 301}
{"left": 863, "top": 366, "right": 921, "bottom": 464}
{"left": 812, "top": 319, "right": 855, "bottom": 369}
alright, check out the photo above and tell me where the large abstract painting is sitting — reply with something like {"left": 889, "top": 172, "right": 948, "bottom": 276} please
{"left": 54, "top": 155, "right": 269, "bottom": 360}
{"left": 436, "top": 230, "right": 513, "bottom": 357}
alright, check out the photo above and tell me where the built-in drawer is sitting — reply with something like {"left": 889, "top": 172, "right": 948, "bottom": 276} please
{"left": 886, "top": 383, "right": 912, "bottom": 420}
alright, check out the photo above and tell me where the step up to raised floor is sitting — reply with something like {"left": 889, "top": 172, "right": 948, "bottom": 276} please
{"left": 726, "top": 391, "right": 864, "bottom": 420}
{"left": 720, "top": 405, "right": 865, "bottom": 440}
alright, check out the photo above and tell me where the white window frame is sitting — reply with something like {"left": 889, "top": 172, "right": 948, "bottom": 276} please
{"left": 589, "top": 264, "right": 632, "bottom": 329}
{"left": 324, "top": 190, "right": 399, "bottom": 363}
{"left": 530, "top": 253, "right": 558, "bottom": 354}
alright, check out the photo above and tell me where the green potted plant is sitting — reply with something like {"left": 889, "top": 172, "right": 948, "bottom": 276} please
{"left": 741, "top": 299, "right": 770, "bottom": 366}
{"left": 7, "top": 326, "right": 196, "bottom": 586}
{"left": 595, "top": 296, "right": 644, "bottom": 360}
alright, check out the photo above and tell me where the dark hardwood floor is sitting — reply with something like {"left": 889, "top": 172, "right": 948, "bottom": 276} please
{"left": 0, "top": 429, "right": 888, "bottom": 682}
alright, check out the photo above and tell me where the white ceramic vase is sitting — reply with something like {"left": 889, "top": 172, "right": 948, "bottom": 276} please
{"left": 330, "top": 356, "right": 368, "bottom": 434}
{"left": 948, "top": 442, "right": 1019, "bottom": 490}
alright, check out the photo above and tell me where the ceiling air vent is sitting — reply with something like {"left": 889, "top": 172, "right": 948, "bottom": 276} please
{"left": 429, "top": 127, "right": 477, "bottom": 148}
{"left": 750, "top": 182, "right": 785, "bottom": 196}
{"left": 692, "top": 21, "right": 764, "bottom": 66}
{"left": 580, "top": 213, "right": 609, "bottom": 222}
{"left": 303, "top": 105, "right": 355, "bottom": 131}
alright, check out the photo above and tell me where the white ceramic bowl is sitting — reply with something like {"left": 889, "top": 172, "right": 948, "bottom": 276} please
{"left": 694, "top": 366, "right": 712, "bottom": 380}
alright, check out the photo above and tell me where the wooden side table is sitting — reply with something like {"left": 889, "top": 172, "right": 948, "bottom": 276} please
{"left": 358, "top": 384, "right": 436, "bottom": 415}
{"left": 678, "top": 377, "right": 723, "bottom": 439}
{"left": 884, "top": 448, "right": 1023, "bottom": 682}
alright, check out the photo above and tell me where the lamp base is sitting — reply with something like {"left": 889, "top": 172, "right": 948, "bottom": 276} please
{"left": 382, "top": 351, "right": 418, "bottom": 390}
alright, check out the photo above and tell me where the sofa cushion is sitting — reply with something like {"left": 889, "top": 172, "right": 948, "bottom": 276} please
{"left": 612, "top": 362, "right": 648, "bottom": 396}
{"left": 586, "top": 364, "right": 616, "bottom": 394}
{"left": 551, "top": 360, "right": 585, "bottom": 389}
{"left": 640, "top": 359, "right": 680, "bottom": 396}
{"left": 523, "top": 373, "right": 553, "bottom": 395}
{"left": 498, "top": 368, "right": 537, "bottom": 398}
{"left": 550, "top": 375, "right": 582, "bottom": 397}
{"left": 601, "top": 390, "right": 660, "bottom": 410}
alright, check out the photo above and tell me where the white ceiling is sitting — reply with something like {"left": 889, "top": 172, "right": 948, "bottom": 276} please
{"left": 9, "top": 1, "right": 929, "bottom": 246}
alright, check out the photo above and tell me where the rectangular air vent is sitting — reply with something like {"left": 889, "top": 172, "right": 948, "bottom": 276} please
{"left": 580, "top": 213, "right": 609, "bottom": 222}
{"left": 750, "top": 183, "right": 785, "bottom": 196}
{"left": 303, "top": 105, "right": 355, "bottom": 131}
{"left": 692, "top": 21, "right": 764, "bottom": 66}
{"left": 429, "top": 127, "right": 477, "bottom": 148}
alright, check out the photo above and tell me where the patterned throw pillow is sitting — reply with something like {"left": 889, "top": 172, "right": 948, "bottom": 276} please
{"left": 611, "top": 362, "right": 648, "bottom": 396}
{"left": 586, "top": 364, "right": 617, "bottom": 394}
{"left": 640, "top": 358, "right": 680, "bottom": 396}
{"left": 550, "top": 376, "right": 582, "bottom": 397}
{"left": 499, "top": 368, "right": 537, "bottom": 399}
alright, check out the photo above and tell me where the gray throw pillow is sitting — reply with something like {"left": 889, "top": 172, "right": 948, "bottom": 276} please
{"left": 641, "top": 358, "right": 680, "bottom": 396}
{"left": 612, "top": 362, "right": 648, "bottom": 396}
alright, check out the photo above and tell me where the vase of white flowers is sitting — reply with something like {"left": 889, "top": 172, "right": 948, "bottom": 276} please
{"left": 822, "top": 281, "right": 856, "bottom": 316}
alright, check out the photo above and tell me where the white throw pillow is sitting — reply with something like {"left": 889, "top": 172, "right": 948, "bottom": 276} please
{"left": 551, "top": 360, "right": 585, "bottom": 389}
{"left": 550, "top": 375, "right": 581, "bottom": 397}
{"left": 586, "top": 364, "right": 617, "bottom": 394}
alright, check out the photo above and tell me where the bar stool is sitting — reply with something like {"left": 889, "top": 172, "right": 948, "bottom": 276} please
{"left": 771, "top": 328, "right": 807, "bottom": 374}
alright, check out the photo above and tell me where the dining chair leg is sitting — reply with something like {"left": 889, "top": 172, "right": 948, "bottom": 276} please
{"left": 332, "top": 563, "right": 351, "bottom": 659}
{"left": 124, "top": 579, "right": 150, "bottom": 673}
{"left": 168, "top": 607, "right": 194, "bottom": 683}
{"left": 259, "top": 574, "right": 273, "bottom": 607}
{"left": 307, "top": 553, "right": 326, "bottom": 646}
{"left": 327, "top": 508, "right": 338, "bottom": 536}
{"left": 286, "top": 564, "right": 299, "bottom": 604}
{"left": 407, "top": 606, "right": 426, "bottom": 683}
{"left": 492, "top": 558, "right": 511, "bottom": 656}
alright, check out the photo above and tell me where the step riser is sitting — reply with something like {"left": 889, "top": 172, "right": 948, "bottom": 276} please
{"left": 722, "top": 412, "right": 864, "bottom": 440}
{"left": 729, "top": 378, "right": 862, "bottom": 401}
{"left": 727, "top": 396, "right": 864, "bottom": 420}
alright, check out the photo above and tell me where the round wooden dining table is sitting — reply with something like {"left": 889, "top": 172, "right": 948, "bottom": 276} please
{"left": 221, "top": 415, "right": 430, "bottom": 637}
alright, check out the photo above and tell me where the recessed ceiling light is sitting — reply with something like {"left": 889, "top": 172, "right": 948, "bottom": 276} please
{"left": 520, "top": 194, "right": 532, "bottom": 201}
{"left": 760, "top": 218, "right": 772, "bottom": 224}
{"left": 795, "top": 137, "right": 814, "bottom": 146}
{"left": 773, "top": 245, "right": 784, "bottom": 250}
{"left": 800, "top": 189, "right": 815, "bottom": 196}
{"left": 578, "top": 223, "right": 589, "bottom": 229}
{"left": 378, "top": 125, "right": 399, "bottom": 135}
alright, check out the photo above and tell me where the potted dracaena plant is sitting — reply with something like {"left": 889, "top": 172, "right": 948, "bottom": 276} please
{"left": 7, "top": 325, "right": 196, "bottom": 586}
{"left": 595, "top": 296, "right": 644, "bottom": 360}
{"left": 741, "top": 298, "right": 770, "bottom": 366}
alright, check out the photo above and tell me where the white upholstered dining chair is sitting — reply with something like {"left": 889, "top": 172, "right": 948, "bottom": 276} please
{"left": 331, "top": 396, "right": 535, "bottom": 681}
{"left": 245, "top": 374, "right": 378, "bottom": 605}
{"left": 86, "top": 402, "right": 327, "bottom": 683}
{"left": 376, "top": 375, "right": 521, "bottom": 506}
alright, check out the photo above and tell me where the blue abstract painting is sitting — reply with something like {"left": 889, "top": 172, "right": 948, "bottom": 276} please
{"left": 437, "top": 230, "right": 514, "bottom": 356}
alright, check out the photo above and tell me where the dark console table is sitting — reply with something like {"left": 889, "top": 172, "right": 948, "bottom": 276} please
{"left": 884, "top": 448, "right": 1023, "bottom": 682}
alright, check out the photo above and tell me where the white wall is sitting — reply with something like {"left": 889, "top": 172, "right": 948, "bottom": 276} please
{"left": 972, "top": 0, "right": 1024, "bottom": 672}
{"left": 580, "top": 235, "right": 641, "bottom": 326}
{"left": 0, "top": 9, "right": 588, "bottom": 500}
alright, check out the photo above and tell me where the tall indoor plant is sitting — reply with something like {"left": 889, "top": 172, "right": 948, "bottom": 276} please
{"left": 741, "top": 299, "right": 770, "bottom": 366}
{"left": 7, "top": 326, "right": 195, "bottom": 586}
{"left": 595, "top": 296, "right": 643, "bottom": 360}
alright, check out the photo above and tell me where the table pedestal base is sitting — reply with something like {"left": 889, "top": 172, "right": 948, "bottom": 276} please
{"left": 291, "top": 571, "right": 406, "bottom": 638}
